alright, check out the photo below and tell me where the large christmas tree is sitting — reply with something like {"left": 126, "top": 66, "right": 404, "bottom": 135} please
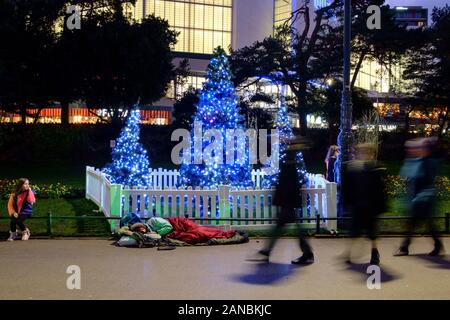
{"left": 103, "top": 108, "right": 151, "bottom": 187}
{"left": 179, "top": 47, "right": 253, "bottom": 188}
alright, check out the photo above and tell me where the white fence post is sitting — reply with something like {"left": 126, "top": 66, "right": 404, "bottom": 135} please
{"left": 218, "top": 185, "right": 230, "bottom": 225}
{"left": 325, "top": 182, "right": 338, "bottom": 230}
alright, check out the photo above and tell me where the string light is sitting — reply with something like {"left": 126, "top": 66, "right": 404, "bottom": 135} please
{"left": 179, "top": 47, "right": 253, "bottom": 189}
{"left": 261, "top": 87, "right": 308, "bottom": 188}
{"left": 102, "top": 107, "right": 152, "bottom": 187}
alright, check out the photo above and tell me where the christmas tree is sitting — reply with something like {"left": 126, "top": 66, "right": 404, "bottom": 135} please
{"left": 262, "top": 92, "right": 307, "bottom": 187}
{"left": 179, "top": 47, "right": 253, "bottom": 188}
{"left": 103, "top": 108, "right": 151, "bottom": 187}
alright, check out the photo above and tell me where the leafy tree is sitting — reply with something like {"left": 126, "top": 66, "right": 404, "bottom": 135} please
{"left": 313, "top": 79, "right": 374, "bottom": 143}
{"left": 0, "top": 0, "right": 66, "bottom": 123}
{"left": 231, "top": 1, "right": 343, "bottom": 136}
{"left": 350, "top": 0, "right": 410, "bottom": 89}
{"left": 238, "top": 92, "right": 274, "bottom": 130}
{"left": 403, "top": 5, "right": 450, "bottom": 137}
{"left": 172, "top": 88, "right": 199, "bottom": 129}
{"left": 230, "top": 0, "right": 411, "bottom": 136}
{"left": 71, "top": 5, "right": 179, "bottom": 124}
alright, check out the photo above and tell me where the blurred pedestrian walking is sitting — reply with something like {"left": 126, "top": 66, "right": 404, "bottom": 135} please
{"left": 394, "top": 138, "right": 445, "bottom": 257}
{"left": 248, "top": 137, "right": 314, "bottom": 265}
{"left": 341, "top": 143, "right": 387, "bottom": 265}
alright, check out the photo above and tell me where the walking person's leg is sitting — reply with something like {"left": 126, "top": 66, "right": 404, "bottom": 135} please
{"left": 367, "top": 214, "right": 380, "bottom": 265}
{"left": 291, "top": 210, "right": 314, "bottom": 265}
{"left": 260, "top": 207, "right": 289, "bottom": 255}
{"left": 247, "top": 207, "right": 287, "bottom": 261}
{"left": 395, "top": 203, "right": 420, "bottom": 256}
{"left": 426, "top": 203, "right": 444, "bottom": 256}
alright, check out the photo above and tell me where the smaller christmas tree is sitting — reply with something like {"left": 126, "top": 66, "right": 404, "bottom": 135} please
{"left": 103, "top": 108, "right": 151, "bottom": 187}
{"left": 262, "top": 93, "right": 307, "bottom": 188}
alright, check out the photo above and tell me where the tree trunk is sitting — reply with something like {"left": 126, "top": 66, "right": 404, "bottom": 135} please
{"left": 297, "top": 82, "right": 308, "bottom": 136}
{"left": 33, "top": 107, "right": 43, "bottom": 124}
{"left": 351, "top": 51, "right": 367, "bottom": 89}
{"left": 404, "top": 110, "right": 410, "bottom": 135}
{"left": 20, "top": 107, "right": 27, "bottom": 124}
{"left": 437, "top": 108, "right": 448, "bottom": 139}
{"left": 329, "top": 120, "right": 339, "bottom": 144}
{"left": 60, "top": 100, "right": 70, "bottom": 126}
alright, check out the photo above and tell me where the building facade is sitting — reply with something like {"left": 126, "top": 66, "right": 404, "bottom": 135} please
{"left": 2, "top": 1, "right": 435, "bottom": 130}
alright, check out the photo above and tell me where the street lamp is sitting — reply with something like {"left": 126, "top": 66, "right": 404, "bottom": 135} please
{"left": 336, "top": 0, "right": 353, "bottom": 217}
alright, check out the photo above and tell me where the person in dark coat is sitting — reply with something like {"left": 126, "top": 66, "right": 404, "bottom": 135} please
{"left": 341, "top": 143, "right": 387, "bottom": 265}
{"left": 249, "top": 138, "right": 314, "bottom": 265}
{"left": 394, "top": 138, "right": 444, "bottom": 257}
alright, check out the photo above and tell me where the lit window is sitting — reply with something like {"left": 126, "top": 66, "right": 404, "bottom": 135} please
{"left": 138, "top": 0, "right": 232, "bottom": 54}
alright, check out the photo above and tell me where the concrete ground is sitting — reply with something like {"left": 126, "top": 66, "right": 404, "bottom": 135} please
{"left": 0, "top": 237, "right": 449, "bottom": 300}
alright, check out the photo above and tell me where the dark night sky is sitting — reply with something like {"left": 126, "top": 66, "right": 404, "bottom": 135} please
{"left": 386, "top": 0, "right": 449, "bottom": 21}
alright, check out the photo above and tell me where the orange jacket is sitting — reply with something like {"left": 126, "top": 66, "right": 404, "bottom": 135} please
{"left": 7, "top": 190, "right": 36, "bottom": 216}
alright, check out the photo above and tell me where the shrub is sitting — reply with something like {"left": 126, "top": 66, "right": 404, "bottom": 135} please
{"left": 0, "top": 180, "right": 84, "bottom": 200}
{"left": 383, "top": 175, "right": 450, "bottom": 199}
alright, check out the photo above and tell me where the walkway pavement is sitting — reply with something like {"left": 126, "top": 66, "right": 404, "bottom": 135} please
{"left": 0, "top": 238, "right": 449, "bottom": 299}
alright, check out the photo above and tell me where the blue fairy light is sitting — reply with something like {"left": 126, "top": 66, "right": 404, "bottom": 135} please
{"left": 102, "top": 107, "right": 151, "bottom": 187}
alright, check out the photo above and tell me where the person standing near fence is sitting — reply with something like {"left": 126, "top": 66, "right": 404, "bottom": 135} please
{"left": 248, "top": 137, "right": 314, "bottom": 265}
{"left": 394, "top": 138, "right": 445, "bottom": 257}
{"left": 325, "top": 145, "right": 339, "bottom": 182}
{"left": 7, "top": 178, "right": 36, "bottom": 241}
{"left": 341, "top": 143, "right": 387, "bottom": 265}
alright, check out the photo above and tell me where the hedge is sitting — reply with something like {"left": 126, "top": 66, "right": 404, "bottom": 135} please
{"left": 0, "top": 180, "right": 85, "bottom": 200}
{"left": 384, "top": 175, "right": 450, "bottom": 199}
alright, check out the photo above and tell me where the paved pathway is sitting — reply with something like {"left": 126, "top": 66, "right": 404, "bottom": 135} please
{"left": 0, "top": 238, "right": 449, "bottom": 299}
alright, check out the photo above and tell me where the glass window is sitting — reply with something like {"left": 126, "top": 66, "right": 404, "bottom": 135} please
{"left": 154, "top": 0, "right": 164, "bottom": 18}
{"left": 214, "top": 6, "right": 224, "bottom": 31}
{"left": 204, "top": 5, "right": 214, "bottom": 29}
{"left": 148, "top": 0, "right": 155, "bottom": 15}
{"left": 204, "top": 30, "right": 214, "bottom": 53}
{"left": 174, "top": 2, "right": 185, "bottom": 27}
{"left": 194, "top": 4, "right": 204, "bottom": 29}
{"left": 165, "top": 1, "right": 175, "bottom": 25}
{"left": 138, "top": 0, "right": 232, "bottom": 54}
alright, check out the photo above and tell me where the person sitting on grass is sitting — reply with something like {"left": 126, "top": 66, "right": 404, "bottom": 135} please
{"left": 7, "top": 178, "right": 36, "bottom": 241}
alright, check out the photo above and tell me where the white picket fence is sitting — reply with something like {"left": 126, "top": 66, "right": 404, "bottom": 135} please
{"left": 113, "top": 167, "right": 326, "bottom": 190}
{"left": 85, "top": 166, "right": 337, "bottom": 231}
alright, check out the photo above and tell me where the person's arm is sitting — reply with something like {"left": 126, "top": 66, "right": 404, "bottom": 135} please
{"left": 7, "top": 194, "right": 16, "bottom": 217}
{"left": 27, "top": 189, "right": 36, "bottom": 204}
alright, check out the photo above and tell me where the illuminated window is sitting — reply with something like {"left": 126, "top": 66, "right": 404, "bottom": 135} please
{"left": 129, "top": 0, "right": 233, "bottom": 54}
{"left": 274, "top": 0, "right": 292, "bottom": 31}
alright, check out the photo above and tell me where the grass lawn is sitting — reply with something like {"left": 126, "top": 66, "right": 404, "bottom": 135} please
{"left": 376, "top": 198, "right": 450, "bottom": 234}
{"left": 0, "top": 198, "right": 111, "bottom": 237}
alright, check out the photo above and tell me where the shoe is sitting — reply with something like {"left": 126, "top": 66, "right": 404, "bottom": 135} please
{"left": 429, "top": 242, "right": 445, "bottom": 256}
{"left": 21, "top": 229, "right": 30, "bottom": 241}
{"left": 246, "top": 250, "right": 270, "bottom": 262}
{"left": 291, "top": 253, "right": 314, "bottom": 265}
{"left": 393, "top": 247, "right": 409, "bottom": 256}
{"left": 7, "top": 232, "right": 16, "bottom": 242}
{"left": 370, "top": 248, "right": 380, "bottom": 265}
